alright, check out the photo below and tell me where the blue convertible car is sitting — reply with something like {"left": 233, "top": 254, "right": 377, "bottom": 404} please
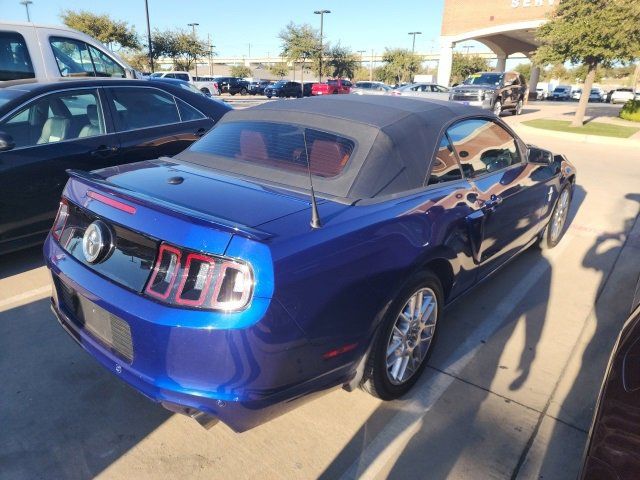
{"left": 45, "top": 96, "right": 575, "bottom": 431}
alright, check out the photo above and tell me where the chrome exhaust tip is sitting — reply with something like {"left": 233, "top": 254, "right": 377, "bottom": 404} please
{"left": 190, "top": 411, "right": 219, "bottom": 430}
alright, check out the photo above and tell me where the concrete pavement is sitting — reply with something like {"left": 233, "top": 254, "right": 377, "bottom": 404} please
{"left": 1, "top": 121, "right": 640, "bottom": 479}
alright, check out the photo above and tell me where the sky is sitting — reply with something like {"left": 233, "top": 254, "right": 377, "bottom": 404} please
{"left": 2, "top": 0, "right": 488, "bottom": 58}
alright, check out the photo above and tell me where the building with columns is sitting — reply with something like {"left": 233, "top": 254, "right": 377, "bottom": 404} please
{"left": 438, "top": 0, "right": 557, "bottom": 94}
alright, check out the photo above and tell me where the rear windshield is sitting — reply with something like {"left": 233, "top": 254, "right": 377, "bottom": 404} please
{"left": 189, "top": 121, "right": 355, "bottom": 178}
{"left": 0, "top": 31, "right": 35, "bottom": 81}
{"left": 328, "top": 80, "right": 338, "bottom": 86}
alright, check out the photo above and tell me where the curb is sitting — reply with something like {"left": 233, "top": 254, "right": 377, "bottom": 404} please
{"left": 511, "top": 123, "right": 640, "bottom": 147}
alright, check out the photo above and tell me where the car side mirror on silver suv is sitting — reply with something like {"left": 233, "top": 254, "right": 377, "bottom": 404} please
{"left": 0, "top": 131, "right": 15, "bottom": 152}
{"left": 527, "top": 146, "right": 553, "bottom": 165}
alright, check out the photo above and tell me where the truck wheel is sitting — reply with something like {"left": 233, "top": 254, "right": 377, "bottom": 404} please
{"left": 493, "top": 99, "right": 502, "bottom": 116}
{"left": 200, "top": 88, "right": 210, "bottom": 96}
{"left": 240, "top": 88, "right": 248, "bottom": 96}
{"left": 361, "top": 270, "right": 443, "bottom": 400}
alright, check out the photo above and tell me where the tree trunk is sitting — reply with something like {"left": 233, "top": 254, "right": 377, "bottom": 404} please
{"left": 633, "top": 62, "right": 640, "bottom": 95}
{"left": 572, "top": 63, "right": 597, "bottom": 127}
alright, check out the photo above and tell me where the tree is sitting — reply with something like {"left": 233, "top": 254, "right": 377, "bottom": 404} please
{"left": 380, "top": 48, "right": 423, "bottom": 84}
{"left": 541, "top": 63, "right": 568, "bottom": 81}
{"left": 535, "top": 0, "right": 640, "bottom": 126}
{"left": 122, "top": 51, "right": 151, "bottom": 72}
{"left": 269, "top": 63, "right": 289, "bottom": 78}
{"left": 151, "top": 29, "right": 207, "bottom": 71}
{"left": 279, "top": 22, "right": 320, "bottom": 70}
{"left": 514, "top": 62, "right": 532, "bottom": 81}
{"left": 450, "top": 53, "right": 490, "bottom": 85}
{"left": 61, "top": 10, "right": 139, "bottom": 50}
{"left": 325, "top": 44, "right": 359, "bottom": 78}
{"left": 231, "top": 65, "right": 252, "bottom": 78}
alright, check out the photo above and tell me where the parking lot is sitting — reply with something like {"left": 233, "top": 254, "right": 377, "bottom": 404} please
{"left": 2, "top": 99, "right": 639, "bottom": 479}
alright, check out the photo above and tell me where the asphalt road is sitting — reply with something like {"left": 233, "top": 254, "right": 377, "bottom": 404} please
{"left": 1, "top": 113, "right": 640, "bottom": 479}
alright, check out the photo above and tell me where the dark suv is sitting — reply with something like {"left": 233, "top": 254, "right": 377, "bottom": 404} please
{"left": 248, "top": 80, "right": 272, "bottom": 95}
{"left": 216, "top": 77, "right": 250, "bottom": 95}
{"left": 449, "top": 71, "right": 528, "bottom": 116}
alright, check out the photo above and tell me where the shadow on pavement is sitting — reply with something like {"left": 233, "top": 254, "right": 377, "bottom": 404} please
{"left": 0, "top": 298, "right": 171, "bottom": 479}
{"left": 0, "top": 245, "right": 45, "bottom": 279}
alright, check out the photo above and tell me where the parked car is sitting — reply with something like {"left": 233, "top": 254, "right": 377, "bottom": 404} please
{"left": 148, "top": 77, "right": 215, "bottom": 97}
{"left": 148, "top": 71, "right": 219, "bottom": 96}
{"left": 0, "top": 79, "right": 230, "bottom": 254}
{"left": 580, "top": 276, "right": 640, "bottom": 480}
{"left": 449, "top": 71, "right": 528, "bottom": 116}
{"left": 247, "top": 79, "right": 272, "bottom": 95}
{"left": 390, "top": 82, "right": 450, "bottom": 100}
{"left": 215, "top": 77, "right": 250, "bottom": 95}
{"left": 0, "top": 21, "right": 139, "bottom": 83}
{"left": 351, "top": 81, "right": 393, "bottom": 96}
{"left": 588, "top": 88, "right": 605, "bottom": 102}
{"left": 311, "top": 78, "right": 352, "bottom": 95}
{"left": 535, "top": 87, "right": 547, "bottom": 100}
{"left": 571, "top": 88, "right": 582, "bottom": 101}
{"left": 303, "top": 82, "right": 314, "bottom": 97}
{"left": 610, "top": 88, "right": 635, "bottom": 104}
{"left": 551, "top": 85, "right": 572, "bottom": 101}
{"left": 45, "top": 95, "right": 576, "bottom": 432}
{"left": 264, "top": 80, "right": 302, "bottom": 98}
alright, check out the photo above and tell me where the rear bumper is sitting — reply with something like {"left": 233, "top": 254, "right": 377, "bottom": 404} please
{"left": 45, "top": 236, "right": 354, "bottom": 431}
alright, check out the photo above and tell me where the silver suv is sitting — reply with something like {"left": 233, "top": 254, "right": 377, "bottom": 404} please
{"left": 0, "top": 21, "right": 139, "bottom": 83}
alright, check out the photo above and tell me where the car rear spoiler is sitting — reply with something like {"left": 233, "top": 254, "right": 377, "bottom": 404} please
{"left": 65, "top": 169, "right": 272, "bottom": 241}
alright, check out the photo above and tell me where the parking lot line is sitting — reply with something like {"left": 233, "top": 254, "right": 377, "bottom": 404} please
{"left": 0, "top": 285, "right": 51, "bottom": 310}
{"left": 340, "top": 240, "right": 571, "bottom": 480}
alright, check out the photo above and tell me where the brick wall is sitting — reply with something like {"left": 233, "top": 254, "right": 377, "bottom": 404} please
{"left": 442, "top": 0, "right": 555, "bottom": 35}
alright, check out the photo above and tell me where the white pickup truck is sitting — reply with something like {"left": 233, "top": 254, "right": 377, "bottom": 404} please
{"left": 149, "top": 71, "right": 220, "bottom": 96}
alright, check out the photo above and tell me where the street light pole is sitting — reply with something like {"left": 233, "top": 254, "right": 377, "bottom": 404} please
{"left": 20, "top": 0, "right": 33, "bottom": 22}
{"left": 408, "top": 31, "right": 422, "bottom": 54}
{"left": 188, "top": 23, "right": 200, "bottom": 77}
{"left": 144, "top": 0, "right": 154, "bottom": 73}
{"left": 314, "top": 9, "right": 331, "bottom": 82}
{"left": 369, "top": 49, "right": 374, "bottom": 81}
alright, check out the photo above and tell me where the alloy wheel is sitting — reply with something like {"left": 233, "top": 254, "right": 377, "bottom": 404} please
{"left": 550, "top": 188, "right": 570, "bottom": 243}
{"left": 385, "top": 287, "right": 438, "bottom": 385}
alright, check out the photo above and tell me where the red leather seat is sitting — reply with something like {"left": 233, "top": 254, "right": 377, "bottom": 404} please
{"left": 239, "top": 130, "right": 268, "bottom": 162}
{"left": 309, "top": 140, "right": 349, "bottom": 177}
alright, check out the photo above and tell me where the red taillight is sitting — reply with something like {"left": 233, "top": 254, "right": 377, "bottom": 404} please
{"left": 145, "top": 243, "right": 253, "bottom": 311}
{"left": 51, "top": 199, "right": 69, "bottom": 241}
{"left": 323, "top": 343, "right": 358, "bottom": 360}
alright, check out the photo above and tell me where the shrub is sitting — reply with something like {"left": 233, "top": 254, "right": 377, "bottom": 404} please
{"left": 620, "top": 99, "right": 640, "bottom": 122}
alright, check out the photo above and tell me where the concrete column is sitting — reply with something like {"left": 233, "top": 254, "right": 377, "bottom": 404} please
{"left": 528, "top": 65, "right": 541, "bottom": 100}
{"left": 437, "top": 38, "right": 454, "bottom": 87}
{"left": 495, "top": 54, "right": 507, "bottom": 72}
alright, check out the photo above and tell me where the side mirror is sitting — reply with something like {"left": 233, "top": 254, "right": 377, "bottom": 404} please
{"left": 528, "top": 146, "right": 553, "bottom": 165}
{"left": 0, "top": 132, "right": 15, "bottom": 152}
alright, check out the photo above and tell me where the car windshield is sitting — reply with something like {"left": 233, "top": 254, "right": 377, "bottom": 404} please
{"left": 328, "top": 80, "right": 339, "bottom": 86}
{"left": 554, "top": 87, "right": 567, "bottom": 92}
{"left": 188, "top": 121, "right": 355, "bottom": 179}
{"left": 273, "top": 81, "right": 286, "bottom": 87}
{"left": 463, "top": 73, "right": 503, "bottom": 86}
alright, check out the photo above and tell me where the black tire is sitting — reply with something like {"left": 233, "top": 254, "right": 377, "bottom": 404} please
{"left": 361, "top": 270, "right": 443, "bottom": 400}
{"left": 200, "top": 87, "right": 210, "bottom": 96}
{"left": 539, "top": 185, "right": 572, "bottom": 250}
{"left": 240, "top": 87, "right": 248, "bottom": 96}
{"left": 266, "top": 95, "right": 272, "bottom": 99}
{"left": 230, "top": 92, "right": 236, "bottom": 96}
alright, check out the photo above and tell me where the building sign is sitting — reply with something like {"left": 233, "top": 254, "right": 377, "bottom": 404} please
{"left": 511, "top": 0, "right": 555, "bottom": 6}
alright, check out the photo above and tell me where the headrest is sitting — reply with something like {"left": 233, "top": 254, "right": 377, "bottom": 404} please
{"left": 86, "top": 104, "right": 99, "bottom": 126}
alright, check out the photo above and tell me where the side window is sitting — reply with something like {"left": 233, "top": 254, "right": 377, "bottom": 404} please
{"left": 50, "top": 37, "right": 94, "bottom": 77}
{"left": 176, "top": 98, "right": 205, "bottom": 122}
{"left": 0, "top": 31, "right": 35, "bottom": 81}
{"left": 434, "top": 85, "right": 449, "bottom": 92}
{"left": 87, "top": 45, "right": 125, "bottom": 78}
{"left": 0, "top": 89, "right": 105, "bottom": 148}
{"left": 108, "top": 87, "right": 180, "bottom": 131}
{"left": 165, "top": 73, "right": 175, "bottom": 79}
{"left": 175, "top": 73, "right": 190, "bottom": 81}
{"left": 428, "top": 135, "right": 463, "bottom": 185}
{"left": 447, "top": 119, "right": 521, "bottom": 178}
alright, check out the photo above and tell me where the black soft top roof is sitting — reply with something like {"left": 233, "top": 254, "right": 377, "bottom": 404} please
{"left": 177, "top": 95, "right": 485, "bottom": 201}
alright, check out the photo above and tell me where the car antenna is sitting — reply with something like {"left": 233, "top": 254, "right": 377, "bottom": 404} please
{"left": 302, "top": 128, "right": 322, "bottom": 229}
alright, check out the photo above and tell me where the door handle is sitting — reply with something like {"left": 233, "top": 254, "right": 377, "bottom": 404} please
{"left": 194, "top": 127, "right": 207, "bottom": 137}
{"left": 481, "top": 194, "right": 503, "bottom": 212}
{"left": 91, "top": 145, "right": 119, "bottom": 157}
